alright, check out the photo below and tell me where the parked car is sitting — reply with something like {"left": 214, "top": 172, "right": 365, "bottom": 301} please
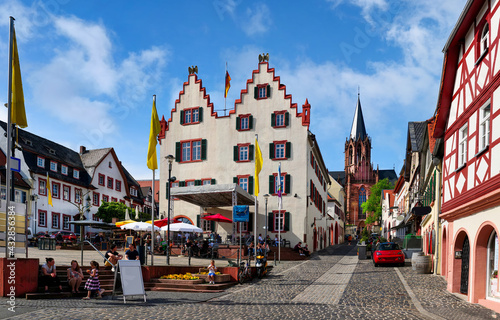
{"left": 373, "top": 242, "right": 405, "bottom": 267}
{"left": 52, "top": 231, "right": 77, "bottom": 243}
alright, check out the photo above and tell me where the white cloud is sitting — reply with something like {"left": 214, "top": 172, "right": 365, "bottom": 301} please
{"left": 27, "top": 15, "right": 168, "bottom": 138}
{"left": 241, "top": 4, "right": 272, "bottom": 36}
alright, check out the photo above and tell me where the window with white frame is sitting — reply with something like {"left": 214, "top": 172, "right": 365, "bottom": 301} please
{"left": 63, "top": 215, "right": 71, "bottom": 230}
{"left": 274, "top": 211, "right": 284, "bottom": 232}
{"left": 73, "top": 169, "right": 80, "bottom": 179}
{"left": 52, "top": 183, "right": 59, "bottom": 198}
{"left": 116, "top": 180, "right": 121, "bottom": 191}
{"left": 459, "top": 124, "right": 468, "bottom": 167}
{"left": 37, "top": 157, "right": 45, "bottom": 168}
{"left": 93, "top": 192, "right": 100, "bottom": 206}
{"left": 192, "top": 140, "right": 201, "bottom": 161}
{"left": 258, "top": 86, "right": 266, "bottom": 98}
{"left": 130, "top": 188, "right": 138, "bottom": 197}
{"left": 14, "top": 190, "right": 26, "bottom": 203}
{"left": 481, "top": 23, "right": 489, "bottom": 55}
{"left": 75, "top": 189, "right": 82, "bottom": 204}
{"left": 39, "top": 210, "right": 46, "bottom": 227}
{"left": 274, "top": 174, "right": 284, "bottom": 194}
{"left": 479, "top": 103, "right": 490, "bottom": 151}
{"left": 52, "top": 213, "right": 60, "bottom": 229}
{"left": 202, "top": 179, "right": 212, "bottom": 185}
{"left": 61, "top": 165, "right": 68, "bottom": 175}
{"left": 275, "top": 113, "right": 284, "bottom": 127}
{"left": 239, "top": 177, "right": 248, "bottom": 192}
{"left": 63, "top": 185, "right": 70, "bottom": 201}
{"left": 241, "top": 116, "right": 249, "bottom": 130}
{"left": 172, "top": 182, "right": 179, "bottom": 188}
{"left": 186, "top": 181, "right": 195, "bottom": 187}
{"left": 39, "top": 179, "right": 46, "bottom": 195}
{"left": 50, "top": 161, "right": 57, "bottom": 172}
{"left": 239, "top": 145, "right": 249, "bottom": 161}
{"left": 182, "top": 142, "right": 191, "bottom": 161}
{"left": 275, "top": 143, "right": 285, "bottom": 159}
{"left": 102, "top": 195, "right": 109, "bottom": 202}
{"left": 201, "top": 217, "right": 211, "bottom": 232}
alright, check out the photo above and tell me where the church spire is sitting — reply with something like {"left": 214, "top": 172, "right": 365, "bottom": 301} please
{"left": 349, "top": 93, "right": 367, "bottom": 141}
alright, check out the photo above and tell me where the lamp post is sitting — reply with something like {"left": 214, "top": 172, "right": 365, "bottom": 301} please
{"left": 166, "top": 155, "right": 175, "bottom": 265}
{"left": 263, "top": 194, "right": 270, "bottom": 241}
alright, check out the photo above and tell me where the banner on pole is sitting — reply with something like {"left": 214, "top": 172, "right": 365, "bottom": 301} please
{"left": 233, "top": 205, "right": 249, "bottom": 222}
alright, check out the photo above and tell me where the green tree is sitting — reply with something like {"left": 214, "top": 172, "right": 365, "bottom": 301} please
{"left": 96, "top": 201, "right": 152, "bottom": 223}
{"left": 361, "top": 178, "right": 394, "bottom": 225}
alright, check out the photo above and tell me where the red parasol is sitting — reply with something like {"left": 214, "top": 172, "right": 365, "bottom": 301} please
{"left": 152, "top": 217, "right": 179, "bottom": 228}
{"left": 201, "top": 213, "right": 233, "bottom": 223}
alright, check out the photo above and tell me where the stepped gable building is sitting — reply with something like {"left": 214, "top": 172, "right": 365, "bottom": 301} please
{"left": 330, "top": 95, "right": 397, "bottom": 236}
{"left": 158, "top": 59, "right": 331, "bottom": 252}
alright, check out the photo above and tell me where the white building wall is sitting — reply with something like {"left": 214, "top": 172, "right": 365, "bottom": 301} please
{"left": 159, "top": 62, "right": 328, "bottom": 249}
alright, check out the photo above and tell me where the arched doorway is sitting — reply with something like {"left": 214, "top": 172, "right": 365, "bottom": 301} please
{"left": 442, "top": 227, "right": 448, "bottom": 280}
{"left": 472, "top": 222, "right": 498, "bottom": 303}
{"left": 452, "top": 230, "right": 469, "bottom": 293}
{"left": 460, "top": 235, "right": 470, "bottom": 294}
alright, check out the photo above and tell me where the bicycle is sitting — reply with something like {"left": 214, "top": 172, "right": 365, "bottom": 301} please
{"left": 238, "top": 258, "right": 251, "bottom": 284}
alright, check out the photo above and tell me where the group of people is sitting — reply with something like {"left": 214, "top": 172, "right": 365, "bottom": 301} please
{"left": 247, "top": 241, "right": 270, "bottom": 257}
{"left": 40, "top": 257, "right": 104, "bottom": 299}
{"left": 183, "top": 239, "right": 217, "bottom": 258}
{"left": 293, "top": 242, "right": 310, "bottom": 257}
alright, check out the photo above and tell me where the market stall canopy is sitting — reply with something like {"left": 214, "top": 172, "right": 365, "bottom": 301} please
{"left": 69, "top": 219, "right": 115, "bottom": 229}
{"left": 115, "top": 220, "right": 137, "bottom": 227}
{"left": 120, "top": 221, "right": 160, "bottom": 231}
{"left": 161, "top": 222, "right": 203, "bottom": 233}
{"left": 170, "top": 183, "right": 254, "bottom": 207}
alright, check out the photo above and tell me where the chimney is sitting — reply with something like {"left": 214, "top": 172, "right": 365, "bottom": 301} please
{"left": 80, "top": 146, "right": 86, "bottom": 154}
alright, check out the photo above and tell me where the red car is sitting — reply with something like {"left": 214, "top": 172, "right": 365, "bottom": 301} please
{"left": 373, "top": 242, "right": 405, "bottom": 267}
{"left": 53, "top": 231, "right": 77, "bottom": 242}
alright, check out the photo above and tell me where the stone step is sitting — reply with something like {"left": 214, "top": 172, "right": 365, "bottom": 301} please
{"left": 149, "top": 287, "right": 225, "bottom": 293}
{"left": 26, "top": 290, "right": 111, "bottom": 300}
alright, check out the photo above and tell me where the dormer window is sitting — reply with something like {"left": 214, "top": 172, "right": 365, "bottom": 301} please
{"left": 61, "top": 165, "right": 68, "bottom": 175}
{"left": 50, "top": 161, "right": 57, "bottom": 172}
{"left": 73, "top": 169, "right": 80, "bottom": 179}
{"left": 37, "top": 157, "right": 45, "bottom": 168}
{"left": 130, "top": 187, "right": 138, "bottom": 197}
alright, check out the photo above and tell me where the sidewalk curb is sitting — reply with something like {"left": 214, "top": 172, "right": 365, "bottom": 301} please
{"left": 394, "top": 267, "right": 445, "bottom": 320}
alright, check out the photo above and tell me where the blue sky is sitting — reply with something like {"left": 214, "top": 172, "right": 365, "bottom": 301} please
{"left": 0, "top": 0, "right": 466, "bottom": 180}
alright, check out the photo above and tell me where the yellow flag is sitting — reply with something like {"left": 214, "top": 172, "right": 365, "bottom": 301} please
{"left": 46, "top": 173, "right": 53, "bottom": 207}
{"left": 11, "top": 28, "right": 27, "bottom": 128}
{"left": 254, "top": 138, "right": 263, "bottom": 196}
{"left": 147, "top": 96, "right": 161, "bottom": 170}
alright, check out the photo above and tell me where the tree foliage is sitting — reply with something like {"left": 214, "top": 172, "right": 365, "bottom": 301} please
{"left": 361, "top": 178, "right": 394, "bottom": 225}
{"left": 96, "top": 201, "right": 150, "bottom": 223}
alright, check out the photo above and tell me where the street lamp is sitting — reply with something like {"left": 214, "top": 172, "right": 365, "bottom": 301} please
{"left": 166, "top": 155, "right": 175, "bottom": 265}
{"left": 264, "top": 194, "right": 270, "bottom": 241}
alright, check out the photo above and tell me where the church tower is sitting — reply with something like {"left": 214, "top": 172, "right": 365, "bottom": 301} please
{"left": 344, "top": 94, "right": 378, "bottom": 234}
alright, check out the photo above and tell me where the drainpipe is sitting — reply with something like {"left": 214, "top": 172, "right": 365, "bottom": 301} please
{"left": 433, "top": 159, "right": 442, "bottom": 275}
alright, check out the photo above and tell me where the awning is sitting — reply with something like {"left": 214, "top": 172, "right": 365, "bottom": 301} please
{"left": 170, "top": 184, "right": 255, "bottom": 207}
{"left": 411, "top": 206, "right": 432, "bottom": 216}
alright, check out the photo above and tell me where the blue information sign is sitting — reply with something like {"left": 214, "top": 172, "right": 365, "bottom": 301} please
{"left": 233, "top": 205, "right": 249, "bottom": 222}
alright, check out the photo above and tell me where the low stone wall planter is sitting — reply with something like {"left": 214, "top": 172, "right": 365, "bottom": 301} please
{"left": 156, "top": 278, "right": 204, "bottom": 285}
{"left": 193, "top": 274, "right": 231, "bottom": 283}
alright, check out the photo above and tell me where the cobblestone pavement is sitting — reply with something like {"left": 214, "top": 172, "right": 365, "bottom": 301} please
{"left": 2, "top": 244, "right": 500, "bottom": 319}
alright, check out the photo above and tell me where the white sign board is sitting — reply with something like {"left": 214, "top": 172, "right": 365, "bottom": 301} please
{"left": 117, "top": 260, "right": 146, "bottom": 303}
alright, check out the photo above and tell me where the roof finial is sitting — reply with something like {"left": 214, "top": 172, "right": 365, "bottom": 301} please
{"left": 358, "top": 86, "right": 360, "bottom": 97}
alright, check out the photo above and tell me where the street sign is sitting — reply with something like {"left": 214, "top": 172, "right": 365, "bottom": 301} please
{"left": 9, "top": 157, "right": 20, "bottom": 172}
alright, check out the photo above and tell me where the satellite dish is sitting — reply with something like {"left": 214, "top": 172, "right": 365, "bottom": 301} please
{"left": 396, "top": 215, "right": 404, "bottom": 222}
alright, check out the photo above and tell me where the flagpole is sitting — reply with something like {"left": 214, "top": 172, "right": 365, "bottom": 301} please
{"left": 5, "top": 16, "right": 15, "bottom": 258}
{"left": 254, "top": 134, "right": 258, "bottom": 265}
{"left": 278, "top": 162, "right": 281, "bottom": 263}
{"left": 224, "top": 62, "right": 227, "bottom": 117}
{"left": 150, "top": 94, "right": 157, "bottom": 266}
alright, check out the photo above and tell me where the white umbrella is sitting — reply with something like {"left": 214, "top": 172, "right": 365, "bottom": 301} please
{"left": 125, "top": 208, "right": 130, "bottom": 220}
{"left": 161, "top": 222, "right": 203, "bottom": 233}
{"left": 121, "top": 221, "right": 159, "bottom": 231}
{"left": 135, "top": 206, "right": 139, "bottom": 220}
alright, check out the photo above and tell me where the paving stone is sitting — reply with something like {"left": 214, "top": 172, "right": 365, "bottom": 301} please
{"left": 1, "top": 243, "right": 499, "bottom": 320}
